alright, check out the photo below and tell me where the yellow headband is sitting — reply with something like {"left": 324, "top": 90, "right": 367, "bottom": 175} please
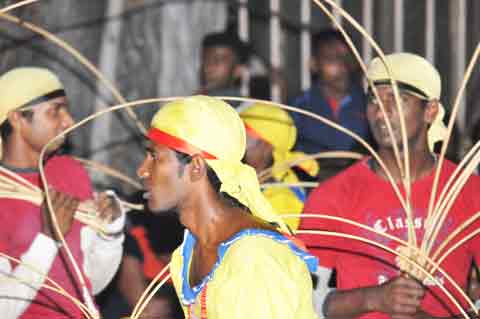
{"left": 240, "top": 103, "right": 318, "bottom": 180}
{"left": 0, "top": 67, "right": 64, "bottom": 126}
{"left": 0, "top": 67, "right": 64, "bottom": 159}
{"left": 149, "top": 96, "right": 290, "bottom": 233}
{"left": 367, "top": 53, "right": 447, "bottom": 152}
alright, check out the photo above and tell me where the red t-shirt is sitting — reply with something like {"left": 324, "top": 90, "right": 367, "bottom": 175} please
{"left": 299, "top": 158, "right": 480, "bottom": 318}
{"left": 0, "top": 156, "right": 94, "bottom": 318}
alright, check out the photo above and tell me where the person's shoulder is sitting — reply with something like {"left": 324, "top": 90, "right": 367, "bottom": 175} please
{"left": 226, "top": 231, "right": 306, "bottom": 266}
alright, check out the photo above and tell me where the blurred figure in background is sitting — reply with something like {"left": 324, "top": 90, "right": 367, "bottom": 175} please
{"left": 240, "top": 102, "right": 318, "bottom": 232}
{"left": 197, "top": 31, "right": 250, "bottom": 107}
{"left": 291, "top": 28, "right": 370, "bottom": 180}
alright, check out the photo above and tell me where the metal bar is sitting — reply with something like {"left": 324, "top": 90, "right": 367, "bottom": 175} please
{"left": 238, "top": 0, "right": 249, "bottom": 97}
{"left": 450, "top": 0, "right": 467, "bottom": 135}
{"left": 425, "top": 0, "right": 435, "bottom": 63}
{"left": 362, "top": 0, "right": 373, "bottom": 62}
{"left": 301, "top": 0, "right": 311, "bottom": 90}
{"left": 332, "top": 0, "right": 343, "bottom": 27}
{"left": 270, "top": 0, "right": 281, "bottom": 102}
{"left": 394, "top": 0, "right": 404, "bottom": 52}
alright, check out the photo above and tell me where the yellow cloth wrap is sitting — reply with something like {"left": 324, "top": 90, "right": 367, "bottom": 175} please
{"left": 271, "top": 149, "right": 319, "bottom": 180}
{"left": 0, "top": 67, "right": 64, "bottom": 159}
{"left": 262, "top": 168, "right": 304, "bottom": 231}
{"left": 240, "top": 103, "right": 319, "bottom": 179}
{"left": 0, "top": 67, "right": 64, "bottom": 125}
{"left": 367, "top": 53, "right": 447, "bottom": 152}
{"left": 240, "top": 103, "right": 319, "bottom": 231}
{"left": 150, "top": 96, "right": 290, "bottom": 233}
{"left": 170, "top": 235, "right": 317, "bottom": 319}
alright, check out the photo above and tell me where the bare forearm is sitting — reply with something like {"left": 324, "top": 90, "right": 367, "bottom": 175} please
{"left": 325, "top": 276, "right": 425, "bottom": 319}
{"left": 325, "top": 286, "right": 378, "bottom": 319}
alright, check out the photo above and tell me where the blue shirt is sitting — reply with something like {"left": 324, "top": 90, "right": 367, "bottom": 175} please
{"left": 291, "top": 82, "right": 370, "bottom": 154}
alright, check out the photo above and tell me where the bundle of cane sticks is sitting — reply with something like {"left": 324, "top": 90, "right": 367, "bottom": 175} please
{"left": 0, "top": 164, "right": 144, "bottom": 235}
{"left": 0, "top": 165, "right": 109, "bottom": 234}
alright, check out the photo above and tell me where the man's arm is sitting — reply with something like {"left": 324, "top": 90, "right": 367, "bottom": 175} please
{"left": 0, "top": 189, "right": 77, "bottom": 318}
{"left": 82, "top": 191, "right": 125, "bottom": 295}
{"left": 0, "top": 234, "right": 59, "bottom": 318}
{"left": 324, "top": 276, "right": 424, "bottom": 319}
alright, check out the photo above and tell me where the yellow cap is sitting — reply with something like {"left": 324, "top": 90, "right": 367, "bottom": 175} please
{"left": 367, "top": 53, "right": 447, "bottom": 152}
{"left": 240, "top": 103, "right": 319, "bottom": 179}
{"left": 0, "top": 67, "right": 64, "bottom": 125}
{"left": 148, "top": 96, "right": 290, "bottom": 233}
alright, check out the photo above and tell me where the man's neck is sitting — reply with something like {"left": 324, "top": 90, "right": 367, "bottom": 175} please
{"left": 1, "top": 142, "right": 39, "bottom": 169}
{"left": 179, "top": 196, "right": 251, "bottom": 249}
{"left": 320, "top": 80, "right": 349, "bottom": 101}
{"left": 373, "top": 147, "right": 436, "bottom": 183}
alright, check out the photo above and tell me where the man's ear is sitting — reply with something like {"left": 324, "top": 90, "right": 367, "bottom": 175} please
{"left": 6, "top": 111, "right": 23, "bottom": 131}
{"left": 424, "top": 100, "right": 439, "bottom": 124}
{"left": 189, "top": 154, "right": 208, "bottom": 182}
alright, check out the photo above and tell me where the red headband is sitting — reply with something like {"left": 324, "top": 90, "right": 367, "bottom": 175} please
{"left": 244, "top": 123, "right": 271, "bottom": 146}
{"left": 147, "top": 128, "right": 217, "bottom": 160}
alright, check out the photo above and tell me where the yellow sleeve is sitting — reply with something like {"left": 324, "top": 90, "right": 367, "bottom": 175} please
{"left": 211, "top": 236, "right": 317, "bottom": 319}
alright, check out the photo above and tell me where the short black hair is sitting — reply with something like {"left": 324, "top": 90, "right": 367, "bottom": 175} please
{"left": 0, "top": 109, "right": 34, "bottom": 141}
{"left": 312, "top": 28, "right": 347, "bottom": 56}
{"left": 173, "top": 150, "right": 249, "bottom": 211}
{"left": 202, "top": 31, "right": 250, "bottom": 64}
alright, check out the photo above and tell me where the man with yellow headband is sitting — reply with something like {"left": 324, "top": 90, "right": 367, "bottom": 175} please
{"left": 299, "top": 53, "right": 480, "bottom": 318}
{"left": 240, "top": 102, "right": 319, "bottom": 232}
{"left": 137, "top": 95, "right": 318, "bottom": 318}
{"left": 0, "top": 67, "right": 125, "bottom": 318}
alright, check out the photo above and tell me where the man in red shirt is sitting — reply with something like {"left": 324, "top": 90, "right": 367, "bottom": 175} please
{"left": 299, "top": 53, "right": 480, "bottom": 318}
{"left": 0, "top": 67, "right": 125, "bottom": 318}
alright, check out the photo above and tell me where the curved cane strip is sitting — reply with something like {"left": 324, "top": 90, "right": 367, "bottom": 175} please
{"left": 0, "top": 12, "right": 147, "bottom": 135}
{"left": 0, "top": 252, "right": 94, "bottom": 319}
{"left": 310, "top": 0, "right": 405, "bottom": 182}
{"left": 74, "top": 157, "right": 143, "bottom": 190}
{"left": 0, "top": 166, "right": 41, "bottom": 192}
{"left": 131, "top": 273, "right": 172, "bottom": 319}
{"left": 258, "top": 151, "right": 364, "bottom": 183}
{"left": 24, "top": 94, "right": 397, "bottom": 319}
{"left": 297, "top": 229, "right": 472, "bottom": 318}
{"left": 425, "top": 42, "right": 480, "bottom": 252}
{"left": 132, "top": 274, "right": 173, "bottom": 319}
{"left": 38, "top": 97, "right": 184, "bottom": 319}
{"left": 424, "top": 142, "right": 480, "bottom": 256}
{"left": 312, "top": 0, "right": 417, "bottom": 254}
{"left": 119, "top": 200, "right": 144, "bottom": 211}
{"left": 434, "top": 162, "right": 480, "bottom": 260}
{"left": 0, "top": 0, "right": 40, "bottom": 14}
{"left": 29, "top": 94, "right": 445, "bottom": 318}
{"left": 131, "top": 263, "right": 170, "bottom": 319}
{"left": 0, "top": 276, "right": 94, "bottom": 319}
{"left": 429, "top": 212, "right": 480, "bottom": 274}
{"left": 435, "top": 228, "right": 480, "bottom": 277}
{"left": 425, "top": 141, "right": 480, "bottom": 253}
{"left": 286, "top": 214, "right": 477, "bottom": 315}
{"left": 223, "top": 96, "right": 409, "bottom": 213}
{"left": 0, "top": 171, "right": 110, "bottom": 234}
